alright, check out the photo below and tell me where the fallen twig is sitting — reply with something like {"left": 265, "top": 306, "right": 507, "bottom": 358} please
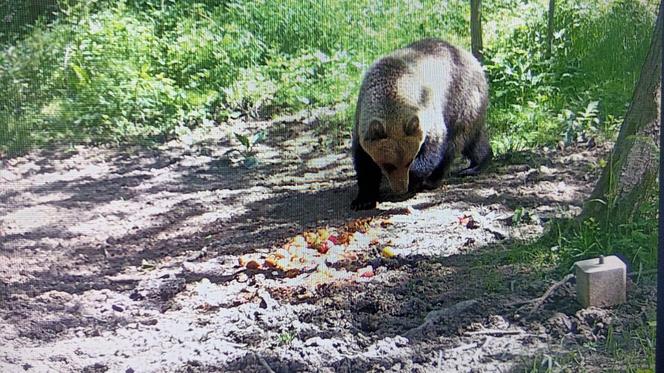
{"left": 464, "top": 329, "right": 548, "bottom": 339}
{"left": 515, "top": 274, "right": 575, "bottom": 317}
{"left": 81, "top": 315, "right": 108, "bottom": 323}
{"left": 464, "top": 329, "right": 524, "bottom": 336}
{"left": 405, "top": 299, "right": 478, "bottom": 338}
{"left": 508, "top": 269, "right": 656, "bottom": 309}
{"left": 443, "top": 342, "right": 478, "bottom": 354}
{"left": 474, "top": 337, "right": 491, "bottom": 359}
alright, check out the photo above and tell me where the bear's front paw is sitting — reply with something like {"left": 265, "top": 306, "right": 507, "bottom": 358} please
{"left": 421, "top": 178, "right": 443, "bottom": 190}
{"left": 453, "top": 166, "right": 481, "bottom": 177}
{"left": 408, "top": 178, "right": 424, "bottom": 193}
{"left": 351, "top": 195, "right": 377, "bottom": 210}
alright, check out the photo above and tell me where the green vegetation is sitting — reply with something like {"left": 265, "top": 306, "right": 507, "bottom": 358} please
{"left": 495, "top": 191, "right": 657, "bottom": 372}
{"left": 278, "top": 330, "right": 296, "bottom": 346}
{"left": 225, "top": 130, "right": 266, "bottom": 168}
{"left": 476, "top": 193, "right": 657, "bottom": 373}
{"left": 484, "top": 0, "right": 655, "bottom": 153}
{"left": 1, "top": 0, "right": 656, "bottom": 155}
{"left": 503, "top": 194, "right": 658, "bottom": 275}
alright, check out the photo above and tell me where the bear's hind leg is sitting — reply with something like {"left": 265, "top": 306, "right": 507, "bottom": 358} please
{"left": 455, "top": 130, "right": 492, "bottom": 177}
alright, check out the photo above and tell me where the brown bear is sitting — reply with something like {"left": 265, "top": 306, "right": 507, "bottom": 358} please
{"left": 351, "top": 38, "right": 491, "bottom": 210}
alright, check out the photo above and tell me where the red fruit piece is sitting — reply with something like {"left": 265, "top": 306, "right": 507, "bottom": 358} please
{"left": 458, "top": 214, "right": 471, "bottom": 225}
{"left": 317, "top": 241, "right": 330, "bottom": 254}
{"left": 245, "top": 260, "right": 261, "bottom": 270}
{"left": 358, "top": 266, "right": 374, "bottom": 278}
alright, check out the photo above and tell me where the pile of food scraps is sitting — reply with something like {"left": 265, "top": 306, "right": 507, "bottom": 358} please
{"left": 237, "top": 218, "right": 397, "bottom": 289}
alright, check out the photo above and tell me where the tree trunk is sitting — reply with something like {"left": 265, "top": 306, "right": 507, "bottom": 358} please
{"left": 470, "top": 0, "right": 483, "bottom": 62}
{"left": 582, "top": 3, "right": 662, "bottom": 222}
{"left": 546, "top": 0, "right": 555, "bottom": 59}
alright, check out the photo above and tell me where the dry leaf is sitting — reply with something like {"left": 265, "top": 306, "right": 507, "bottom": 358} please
{"left": 285, "top": 269, "right": 301, "bottom": 278}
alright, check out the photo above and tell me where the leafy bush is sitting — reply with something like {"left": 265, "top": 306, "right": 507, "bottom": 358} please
{"left": 161, "top": 5, "right": 266, "bottom": 90}
{"left": 0, "top": 0, "right": 59, "bottom": 44}
{"left": 0, "top": 1, "right": 268, "bottom": 152}
{"left": 222, "top": 66, "right": 278, "bottom": 117}
{"left": 484, "top": 0, "right": 655, "bottom": 153}
{"left": 266, "top": 50, "right": 359, "bottom": 111}
{"left": 554, "top": 195, "right": 658, "bottom": 273}
{"left": 557, "top": 0, "right": 655, "bottom": 113}
{"left": 0, "top": 0, "right": 657, "bottom": 156}
{"left": 223, "top": 0, "right": 469, "bottom": 61}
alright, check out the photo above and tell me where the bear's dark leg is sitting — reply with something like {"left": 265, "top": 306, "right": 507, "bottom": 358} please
{"left": 422, "top": 144, "right": 456, "bottom": 190}
{"left": 455, "top": 130, "right": 492, "bottom": 177}
{"left": 408, "top": 175, "right": 424, "bottom": 193}
{"left": 351, "top": 144, "right": 382, "bottom": 210}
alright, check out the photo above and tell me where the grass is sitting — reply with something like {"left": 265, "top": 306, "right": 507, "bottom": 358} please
{"left": 277, "top": 331, "right": 297, "bottom": 346}
{"left": 521, "top": 308, "right": 656, "bottom": 372}
{"left": 480, "top": 189, "right": 658, "bottom": 372}
{"left": 450, "top": 175, "right": 657, "bottom": 371}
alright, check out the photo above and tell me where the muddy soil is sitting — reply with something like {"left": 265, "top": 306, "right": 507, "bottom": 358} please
{"left": 0, "top": 109, "right": 655, "bottom": 372}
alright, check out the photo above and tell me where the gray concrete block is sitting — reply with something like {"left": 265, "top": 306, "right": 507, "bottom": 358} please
{"left": 575, "top": 255, "right": 626, "bottom": 308}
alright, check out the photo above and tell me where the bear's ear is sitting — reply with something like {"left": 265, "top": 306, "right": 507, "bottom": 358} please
{"left": 404, "top": 116, "right": 420, "bottom": 136}
{"left": 365, "top": 119, "right": 387, "bottom": 142}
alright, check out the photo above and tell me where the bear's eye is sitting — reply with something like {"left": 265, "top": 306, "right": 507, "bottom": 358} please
{"left": 382, "top": 163, "right": 397, "bottom": 173}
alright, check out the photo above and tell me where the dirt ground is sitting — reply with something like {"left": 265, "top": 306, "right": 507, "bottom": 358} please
{"left": 0, "top": 108, "right": 656, "bottom": 372}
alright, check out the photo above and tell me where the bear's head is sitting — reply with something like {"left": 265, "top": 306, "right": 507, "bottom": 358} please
{"left": 360, "top": 115, "right": 424, "bottom": 194}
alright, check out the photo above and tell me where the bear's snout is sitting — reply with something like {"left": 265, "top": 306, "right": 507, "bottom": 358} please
{"left": 388, "top": 173, "right": 410, "bottom": 195}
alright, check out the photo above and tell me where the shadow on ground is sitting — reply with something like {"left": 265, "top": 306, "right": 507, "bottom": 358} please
{"left": 0, "top": 118, "right": 610, "bottom": 371}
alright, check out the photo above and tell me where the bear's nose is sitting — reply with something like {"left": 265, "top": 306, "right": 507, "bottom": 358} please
{"left": 390, "top": 179, "right": 409, "bottom": 195}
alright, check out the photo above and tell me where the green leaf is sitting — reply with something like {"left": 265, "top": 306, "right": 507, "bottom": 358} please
{"left": 512, "top": 207, "right": 524, "bottom": 225}
{"left": 251, "top": 130, "right": 266, "bottom": 144}
{"left": 139, "top": 63, "right": 151, "bottom": 79}
{"left": 243, "top": 156, "right": 258, "bottom": 168}
{"left": 234, "top": 133, "right": 250, "bottom": 148}
{"left": 71, "top": 64, "right": 89, "bottom": 84}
